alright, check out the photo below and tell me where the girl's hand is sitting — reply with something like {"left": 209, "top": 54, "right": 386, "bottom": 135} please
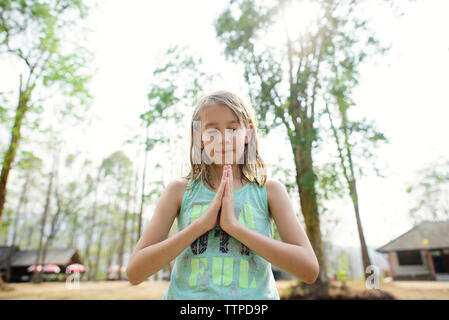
{"left": 197, "top": 168, "right": 227, "bottom": 232}
{"left": 220, "top": 165, "right": 238, "bottom": 233}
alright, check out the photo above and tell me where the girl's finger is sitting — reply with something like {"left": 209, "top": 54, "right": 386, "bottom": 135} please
{"left": 219, "top": 175, "right": 226, "bottom": 192}
{"left": 218, "top": 177, "right": 227, "bottom": 198}
{"left": 225, "top": 177, "right": 231, "bottom": 196}
{"left": 228, "top": 167, "right": 233, "bottom": 188}
{"left": 218, "top": 179, "right": 227, "bottom": 200}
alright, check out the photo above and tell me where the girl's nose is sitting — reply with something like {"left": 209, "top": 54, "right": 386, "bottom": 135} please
{"left": 223, "top": 130, "right": 233, "bottom": 143}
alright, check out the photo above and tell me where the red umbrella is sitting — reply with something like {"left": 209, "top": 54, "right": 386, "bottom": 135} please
{"left": 107, "top": 264, "right": 126, "bottom": 273}
{"left": 66, "top": 263, "right": 85, "bottom": 274}
{"left": 43, "top": 264, "right": 61, "bottom": 273}
{"left": 27, "top": 264, "right": 43, "bottom": 273}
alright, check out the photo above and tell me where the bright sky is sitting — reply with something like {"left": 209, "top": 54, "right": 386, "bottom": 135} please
{"left": 1, "top": 0, "right": 449, "bottom": 250}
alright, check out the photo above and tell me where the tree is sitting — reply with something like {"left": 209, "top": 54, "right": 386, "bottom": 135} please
{"left": 133, "top": 45, "right": 212, "bottom": 241}
{"left": 214, "top": 0, "right": 389, "bottom": 296}
{"left": 323, "top": 48, "right": 389, "bottom": 279}
{"left": 406, "top": 159, "right": 449, "bottom": 224}
{"left": 0, "top": 0, "right": 93, "bottom": 222}
{"left": 8, "top": 151, "right": 42, "bottom": 247}
{"left": 101, "top": 151, "right": 133, "bottom": 279}
{"left": 33, "top": 144, "right": 59, "bottom": 283}
{"left": 83, "top": 158, "right": 105, "bottom": 280}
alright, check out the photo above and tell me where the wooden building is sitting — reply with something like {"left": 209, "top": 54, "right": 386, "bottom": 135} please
{"left": 376, "top": 221, "right": 449, "bottom": 281}
{"left": 0, "top": 246, "right": 83, "bottom": 282}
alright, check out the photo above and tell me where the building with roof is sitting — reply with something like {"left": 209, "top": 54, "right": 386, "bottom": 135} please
{"left": 376, "top": 221, "right": 449, "bottom": 281}
{"left": 0, "top": 246, "right": 83, "bottom": 282}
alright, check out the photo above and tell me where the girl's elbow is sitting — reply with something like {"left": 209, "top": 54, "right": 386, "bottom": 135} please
{"left": 299, "top": 262, "right": 319, "bottom": 285}
{"left": 126, "top": 266, "right": 141, "bottom": 286}
{"left": 306, "top": 263, "right": 320, "bottom": 285}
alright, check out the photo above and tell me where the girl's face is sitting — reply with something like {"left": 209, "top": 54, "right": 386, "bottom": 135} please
{"left": 199, "top": 104, "right": 251, "bottom": 165}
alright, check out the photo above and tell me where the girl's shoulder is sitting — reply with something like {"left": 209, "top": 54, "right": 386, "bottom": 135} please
{"left": 165, "top": 178, "right": 189, "bottom": 212}
{"left": 265, "top": 179, "right": 286, "bottom": 196}
{"left": 265, "top": 179, "right": 288, "bottom": 218}
{"left": 265, "top": 178, "right": 284, "bottom": 189}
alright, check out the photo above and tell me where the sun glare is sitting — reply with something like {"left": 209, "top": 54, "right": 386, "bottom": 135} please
{"left": 263, "top": 0, "right": 321, "bottom": 49}
{"left": 282, "top": 0, "right": 321, "bottom": 41}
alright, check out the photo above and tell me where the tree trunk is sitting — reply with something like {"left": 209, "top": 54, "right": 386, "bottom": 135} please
{"left": 350, "top": 179, "right": 371, "bottom": 278}
{"left": 33, "top": 154, "right": 56, "bottom": 284}
{"left": 138, "top": 125, "right": 150, "bottom": 239}
{"left": 25, "top": 224, "right": 33, "bottom": 249}
{"left": 129, "top": 212, "right": 136, "bottom": 256}
{"left": 4, "top": 245, "right": 16, "bottom": 283}
{"left": 106, "top": 237, "right": 119, "bottom": 281}
{"left": 92, "top": 222, "right": 106, "bottom": 281}
{"left": 67, "top": 212, "right": 78, "bottom": 249}
{"left": 84, "top": 162, "right": 103, "bottom": 280}
{"left": 341, "top": 106, "right": 372, "bottom": 278}
{"left": 293, "top": 121, "right": 330, "bottom": 298}
{"left": 325, "top": 102, "right": 372, "bottom": 280}
{"left": 0, "top": 76, "right": 31, "bottom": 221}
{"left": 5, "top": 169, "right": 31, "bottom": 282}
{"left": 129, "top": 169, "right": 139, "bottom": 255}
{"left": 10, "top": 169, "right": 31, "bottom": 246}
{"left": 117, "top": 178, "right": 132, "bottom": 280}
{"left": 0, "top": 78, "right": 31, "bottom": 287}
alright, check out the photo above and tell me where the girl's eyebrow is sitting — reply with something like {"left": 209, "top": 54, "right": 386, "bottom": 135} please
{"left": 204, "top": 120, "right": 240, "bottom": 127}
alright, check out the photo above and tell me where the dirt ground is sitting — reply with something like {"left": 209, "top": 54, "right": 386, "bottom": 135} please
{"left": 0, "top": 279, "right": 448, "bottom": 300}
{"left": 345, "top": 279, "right": 449, "bottom": 300}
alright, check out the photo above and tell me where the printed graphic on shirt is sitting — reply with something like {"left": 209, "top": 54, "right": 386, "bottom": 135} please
{"left": 239, "top": 258, "right": 257, "bottom": 288}
{"left": 188, "top": 202, "right": 257, "bottom": 256}
{"left": 190, "top": 203, "right": 209, "bottom": 255}
{"left": 212, "top": 257, "right": 234, "bottom": 286}
{"left": 189, "top": 257, "right": 207, "bottom": 287}
{"left": 214, "top": 228, "right": 230, "bottom": 253}
{"left": 237, "top": 204, "right": 255, "bottom": 255}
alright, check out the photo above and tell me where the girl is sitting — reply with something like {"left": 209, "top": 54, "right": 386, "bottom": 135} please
{"left": 126, "top": 90, "right": 319, "bottom": 300}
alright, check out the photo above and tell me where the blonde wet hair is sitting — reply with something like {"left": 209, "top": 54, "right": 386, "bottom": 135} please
{"left": 183, "top": 90, "right": 267, "bottom": 192}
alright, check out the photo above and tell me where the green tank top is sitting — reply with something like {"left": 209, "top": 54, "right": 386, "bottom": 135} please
{"left": 162, "top": 178, "right": 280, "bottom": 300}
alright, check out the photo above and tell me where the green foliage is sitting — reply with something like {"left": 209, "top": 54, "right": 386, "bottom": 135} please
{"left": 102, "top": 151, "right": 133, "bottom": 184}
{"left": 214, "top": 0, "right": 391, "bottom": 199}
{"left": 0, "top": 207, "right": 13, "bottom": 233}
{"left": 0, "top": 0, "right": 94, "bottom": 121}
{"left": 336, "top": 250, "right": 349, "bottom": 282}
{"left": 0, "top": 91, "right": 11, "bottom": 123}
{"left": 215, "top": 0, "right": 283, "bottom": 134}
{"left": 13, "top": 150, "right": 43, "bottom": 176}
{"left": 315, "top": 162, "right": 346, "bottom": 201}
{"left": 141, "top": 45, "right": 212, "bottom": 128}
{"left": 406, "top": 159, "right": 449, "bottom": 224}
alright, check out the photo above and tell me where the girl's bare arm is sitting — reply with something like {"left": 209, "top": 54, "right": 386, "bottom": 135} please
{"left": 224, "top": 179, "right": 320, "bottom": 284}
{"left": 126, "top": 179, "right": 207, "bottom": 285}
